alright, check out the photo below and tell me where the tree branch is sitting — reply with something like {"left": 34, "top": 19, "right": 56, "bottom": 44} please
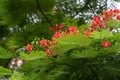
{"left": 72, "top": 0, "right": 92, "bottom": 18}
{"left": 36, "top": 0, "right": 53, "bottom": 27}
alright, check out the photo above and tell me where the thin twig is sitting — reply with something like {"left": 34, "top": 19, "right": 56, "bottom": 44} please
{"left": 36, "top": 0, "right": 53, "bottom": 27}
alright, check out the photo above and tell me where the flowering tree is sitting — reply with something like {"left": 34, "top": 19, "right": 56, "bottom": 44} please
{"left": 0, "top": 9, "right": 120, "bottom": 80}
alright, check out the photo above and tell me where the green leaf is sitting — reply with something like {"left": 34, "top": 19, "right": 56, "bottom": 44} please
{"left": 91, "top": 30, "right": 113, "bottom": 39}
{"left": 0, "top": 66, "right": 12, "bottom": 77}
{"left": 39, "top": 0, "right": 55, "bottom": 12}
{"left": 106, "top": 19, "right": 120, "bottom": 28}
{"left": 50, "top": 33, "right": 91, "bottom": 55}
{"left": 101, "top": 42, "right": 120, "bottom": 54}
{"left": 0, "top": 47, "right": 14, "bottom": 59}
{"left": 10, "top": 72, "right": 28, "bottom": 80}
{"left": 58, "top": 33, "right": 91, "bottom": 46}
{"left": 0, "top": 0, "right": 37, "bottom": 25}
{"left": 90, "top": 31, "right": 101, "bottom": 39}
{"left": 101, "top": 30, "right": 113, "bottom": 38}
{"left": 70, "top": 47, "right": 99, "bottom": 58}
{"left": 46, "top": 65, "right": 69, "bottom": 80}
{"left": 111, "top": 33, "right": 120, "bottom": 42}
{"left": 19, "top": 51, "right": 46, "bottom": 60}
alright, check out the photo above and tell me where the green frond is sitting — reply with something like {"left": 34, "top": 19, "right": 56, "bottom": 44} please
{"left": 0, "top": 66, "right": 12, "bottom": 77}
{"left": 46, "top": 65, "right": 69, "bottom": 80}
{"left": 105, "top": 66, "right": 120, "bottom": 77}
{"left": 21, "top": 59, "right": 42, "bottom": 73}
{"left": 111, "top": 33, "right": 120, "bottom": 42}
{"left": 70, "top": 47, "right": 99, "bottom": 58}
{"left": 21, "top": 58, "right": 56, "bottom": 80}
{"left": 51, "top": 33, "right": 91, "bottom": 55}
{"left": 106, "top": 19, "right": 120, "bottom": 28}
{"left": 0, "top": 0, "right": 55, "bottom": 25}
{"left": 24, "top": 23, "right": 53, "bottom": 39}
{"left": 6, "top": 35, "right": 25, "bottom": 49}
{"left": 101, "top": 56, "right": 120, "bottom": 80}
{"left": 0, "top": 0, "right": 36, "bottom": 25}
{"left": 78, "top": 23, "right": 91, "bottom": 30}
{"left": 91, "top": 30, "right": 113, "bottom": 39}
{"left": 0, "top": 47, "right": 14, "bottom": 59}
{"left": 39, "top": 0, "right": 56, "bottom": 12}
{"left": 63, "top": 17, "right": 78, "bottom": 28}
{"left": 19, "top": 51, "right": 46, "bottom": 60}
{"left": 9, "top": 72, "right": 28, "bottom": 80}
{"left": 101, "top": 42, "right": 120, "bottom": 54}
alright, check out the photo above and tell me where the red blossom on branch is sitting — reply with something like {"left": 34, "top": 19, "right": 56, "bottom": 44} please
{"left": 25, "top": 44, "right": 33, "bottom": 52}
{"left": 91, "top": 15, "right": 104, "bottom": 30}
{"left": 50, "top": 24, "right": 64, "bottom": 31}
{"left": 116, "top": 15, "right": 120, "bottom": 20}
{"left": 40, "top": 39, "right": 48, "bottom": 47}
{"left": 52, "top": 31, "right": 62, "bottom": 39}
{"left": 45, "top": 48, "right": 51, "bottom": 56}
{"left": 66, "top": 26, "right": 77, "bottom": 34}
{"left": 102, "top": 41, "right": 111, "bottom": 48}
{"left": 113, "top": 9, "right": 119, "bottom": 14}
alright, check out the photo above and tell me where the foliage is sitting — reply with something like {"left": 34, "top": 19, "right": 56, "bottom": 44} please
{"left": 0, "top": 66, "right": 12, "bottom": 78}
{"left": 7, "top": 9, "right": 119, "bottom": 80}
{"left": 19, "top": 51, "right": 46, "bottom": 60}
{"left": 0, "top": 0, "right": 108, "bottom": 50}
{"left": 0, "top": 47, "right": 14, "bottom": 59}
{"left": 0, "top": 0, "right": 120, "bottom": 80}
{"left": 9, "top": 72, "right": 28, "bottom": 80}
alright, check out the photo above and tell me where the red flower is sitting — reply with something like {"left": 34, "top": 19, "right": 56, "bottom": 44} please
{"left": 50, "top": 24, "right": 64, "bottom": 31}
{"left": 52, "top": 31, "right": 62, "bottom": 39}
{"left": 25, "top": 44, "right": 33, "bottom": 52}
{"left": 99, "top": 24, "right": 103, "bottom": 28}
{"left": 45, "top": 48, "right": 51, "bottom": 56}
{"left": 85, "top": 31, "right": 91, "bottom": 37}
{"left": 92, "top": 15, "right": 102, "bottom": 25}
{"left": 102, "top": 10, "right": 107, "bottom": 16}
{"left": 93, "top": 15, "right": 100, "bottom": 21}
{"left": 40, "top": 39, "right": 48, "bottom": 47}
{"left": 66, "top": 26, "right": 77, "bottom": 34}
{"left": 102, "top": 10, "right": 113, "bottom": 21}
{"left": 116, "top": 15, "right": 120, "bottom": 20}
{"left": 49, "top": 40, "right": 54, "bottom": 46}
{"left": 113, "top": 9, "right": 119, "bottom": 14}
{"left": 92, "top": 21, "right": 98, "bottom": 26}
{"left": 102, "top": 41, "right": 111, "bottom": 48}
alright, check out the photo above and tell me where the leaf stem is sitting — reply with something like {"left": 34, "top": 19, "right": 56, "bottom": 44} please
{"left": 36, "top": 0, "right": 53, "bottom": 27}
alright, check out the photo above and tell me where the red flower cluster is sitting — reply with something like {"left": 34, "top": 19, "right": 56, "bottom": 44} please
{"left": 39, "top": 39, "right": 56, "bottom": 56}
{"left": 91, "top": 15, "right": 103, "bottom": 30}
{"left": 83, "top": 9, "right": 120, "bottom": 37}
{"left": 40, "top": 39, "right": 48, "bottom": 47}
{"left": 45, "top": 48, "right": 51, "bottom": 56}
{"left": 116, "top": 15, "right": 120, "bottom": 20}
{"left": 66, "top": 26, "right": 77, "bottom": 34}
{"left": 52, "top": 31, "right": 62, "bottom": 39}
{"left": 52, "top": 26, "right": 77, "bottom": 39}
{"left": 25, "top": 9, "right": 120, "bottom": 57}
{"left": 50, "top": 24, "right": 64, "bottom": 31}
{"left": 102, "top": 41, "right": 111, "bottom": 48}
{"left": 25, "top": 44, "right": 33, "bottom": 52}
{"left": 102, "top": 9, "right": 120, "bottom": 21}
